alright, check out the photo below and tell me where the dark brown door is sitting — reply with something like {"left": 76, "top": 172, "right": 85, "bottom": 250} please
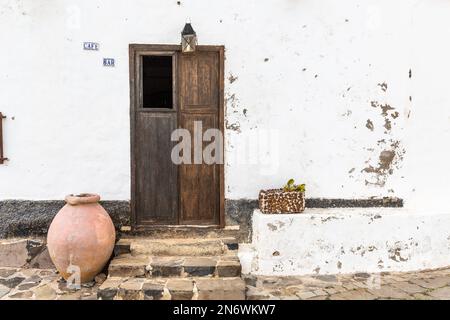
{"left": 130, "top": 45, "right": 224, "bottom": 228}
{"left": 179, "top": 51, "right": 221, "bottom": 225}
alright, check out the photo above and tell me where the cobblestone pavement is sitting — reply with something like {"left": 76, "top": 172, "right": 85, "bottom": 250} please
{"left": 0, "top": 268, "right": 101, "bottom": 300}
{"left": 1, "top": 266, "right": 450, "bottom": 300}
{"left": 245, "top": 267, "right": 450, "bottom": 300}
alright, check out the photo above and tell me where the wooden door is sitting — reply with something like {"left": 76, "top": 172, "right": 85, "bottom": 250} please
{"left": 130, "top": 45, "right": 224, "bottom": 228}
{"left": 178, "top": 50, "right": 222, "bottom": 225}
{"left": 131, "top": 49, "right": 179, "bottom": 226}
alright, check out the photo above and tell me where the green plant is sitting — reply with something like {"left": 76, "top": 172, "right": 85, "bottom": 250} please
{"left": 283, "top": 179, "right": 305, "bottom": 192}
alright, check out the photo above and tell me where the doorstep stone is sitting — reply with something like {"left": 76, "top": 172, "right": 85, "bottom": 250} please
{"left": 149, "top": 257, "right": 184, "bottom": 277}
{"left": 222, "top": 237, "right": 239, "bottom": 251}
{"left": 166, "top": 279, "right": 194, "bottom": 300}
{"left": 220, "top": 254, "right": 240, "bottom": 262}
{"left": 216, "top": 260, "right": 241, "bottom": 277}
{"left": 131, "top": 238, "right": 226, "bottom": 256}
{"left": 108, "top": 255, "right": 148, "bottom": 277}
{"left": 114, "top": 240, "right": 131, "bottom": 256}
{"left": 183, "top": 257, "right": 216, "bottom": 277}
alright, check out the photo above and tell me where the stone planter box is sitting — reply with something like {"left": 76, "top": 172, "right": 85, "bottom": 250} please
{"left": 258, "top": 189, "right": 305, "bottom": 214}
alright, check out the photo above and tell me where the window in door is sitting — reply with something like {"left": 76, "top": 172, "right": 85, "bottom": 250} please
{"left": 142, "top": 55, "right": 173, "bottom": 108}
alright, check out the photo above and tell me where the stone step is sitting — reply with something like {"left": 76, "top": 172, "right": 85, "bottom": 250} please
{"left": 108, "top": 254, "right": 241, "bottom": 278}
{"left": 98, "top": 276, "right": 245, "bottom": 300}
{"left": 121, "top": 226, "right": 240, "bottom": 240}
{"left": 114, "top": 237, "right": 238, "bottom": 257}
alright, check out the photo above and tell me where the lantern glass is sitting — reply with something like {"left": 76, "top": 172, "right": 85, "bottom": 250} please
{"left": 181, "top": 23, "right": 197, "bottom": 53}
{"left": 181, "top": 34, "right": 197, "bottom": 53}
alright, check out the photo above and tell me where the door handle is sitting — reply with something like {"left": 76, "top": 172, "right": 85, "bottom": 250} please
{"left": 0, "top": 112, "right": 8, "bottom": 164}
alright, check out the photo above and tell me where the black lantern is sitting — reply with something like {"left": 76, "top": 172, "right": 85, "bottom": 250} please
{"left": 181, "top": 23, "right": 197, "bottom": 53}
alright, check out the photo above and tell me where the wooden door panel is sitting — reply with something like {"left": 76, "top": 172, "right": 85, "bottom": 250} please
{"left": 135, "top": 112, "right": 178, "bottom": 224}
{"left": 180, "top": 164, "right": 218, "bottom": 223}
{"left": 178, "top": 49, "right": 221, "bottom": 225}
{"left": 180, "top": 52, "right": 219, "bottom": 110}
{"left": 179, "top": 113, "right": 219, "bottom": 224}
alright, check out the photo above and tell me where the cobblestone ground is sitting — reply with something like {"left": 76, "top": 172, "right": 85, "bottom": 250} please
{"left": 0, "top": 268, "right": 101, "bottom": 300}
{"left": 245, "top": 267, "right": 450, "bottom": 300}
{"left": 1, "top": 267, "right": 450, "bottom": 300}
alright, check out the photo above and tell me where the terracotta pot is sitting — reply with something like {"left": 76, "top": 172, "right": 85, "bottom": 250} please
{"left": 47, "top": 194, "right": 116, "bottom": 283}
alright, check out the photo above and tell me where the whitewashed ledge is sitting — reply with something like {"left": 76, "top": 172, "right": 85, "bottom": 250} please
{"left": 238, "top": 208, "right": 450, "bottom": 276}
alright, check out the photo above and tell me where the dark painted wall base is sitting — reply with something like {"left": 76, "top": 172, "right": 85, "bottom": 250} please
{"left": 305, "top": 197, "right": 403, "bottom": 208}
{"left": 0, "top": 197, "right": 402, "bottom": 240}
{"left": 0, "top": 200, "right": 130, "bottom": 239}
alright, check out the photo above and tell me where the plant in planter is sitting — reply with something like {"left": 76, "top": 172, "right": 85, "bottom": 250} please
{"left": 259, "top": 179, "right": 306, "bottom": 214}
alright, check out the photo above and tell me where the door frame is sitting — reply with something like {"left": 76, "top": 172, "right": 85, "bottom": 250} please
{"left": 129, "top": 44, "right": 225, "bottom": 230}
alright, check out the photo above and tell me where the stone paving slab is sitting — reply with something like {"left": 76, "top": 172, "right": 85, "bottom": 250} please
{"left": 245, "top": 267, "right": 450, "bottom": 300}
{"left": 2, "top": 266, "right": 450, "bottom": 300}
{"left": 0, "top": 266, "right": 246, "bottom": 301}
{"left": 0, "top": 268, "right": 101, "bottom": 300}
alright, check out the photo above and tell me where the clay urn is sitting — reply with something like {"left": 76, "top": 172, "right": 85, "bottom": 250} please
{"left": 47, "top": 194, "right": 116, "bottom": 283}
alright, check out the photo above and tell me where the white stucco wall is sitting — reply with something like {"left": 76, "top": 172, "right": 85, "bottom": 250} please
{"left": 0, "top": 0, "right": 449, "bottom": 211}
{"left": 239, "top": 209, "right": 450, "bottom": 275}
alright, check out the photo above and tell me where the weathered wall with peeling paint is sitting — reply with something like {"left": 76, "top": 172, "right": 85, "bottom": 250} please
{"left": 0, "top": 0, "right": 449, "bottom": 214}
{"left": 239, "top": 209, "right": 450, "bottom": 275}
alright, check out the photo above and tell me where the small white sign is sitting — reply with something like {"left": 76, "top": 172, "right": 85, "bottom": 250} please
{"left": 103, "top": 58, "right": 115, "bottom": 67}
{"left": 83, "top": 42, "right": 99, "bottom": 50}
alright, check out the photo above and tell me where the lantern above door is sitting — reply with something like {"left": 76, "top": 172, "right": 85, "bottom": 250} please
{"left": 181, "top": 23, "right": 197, "bottom": 53}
